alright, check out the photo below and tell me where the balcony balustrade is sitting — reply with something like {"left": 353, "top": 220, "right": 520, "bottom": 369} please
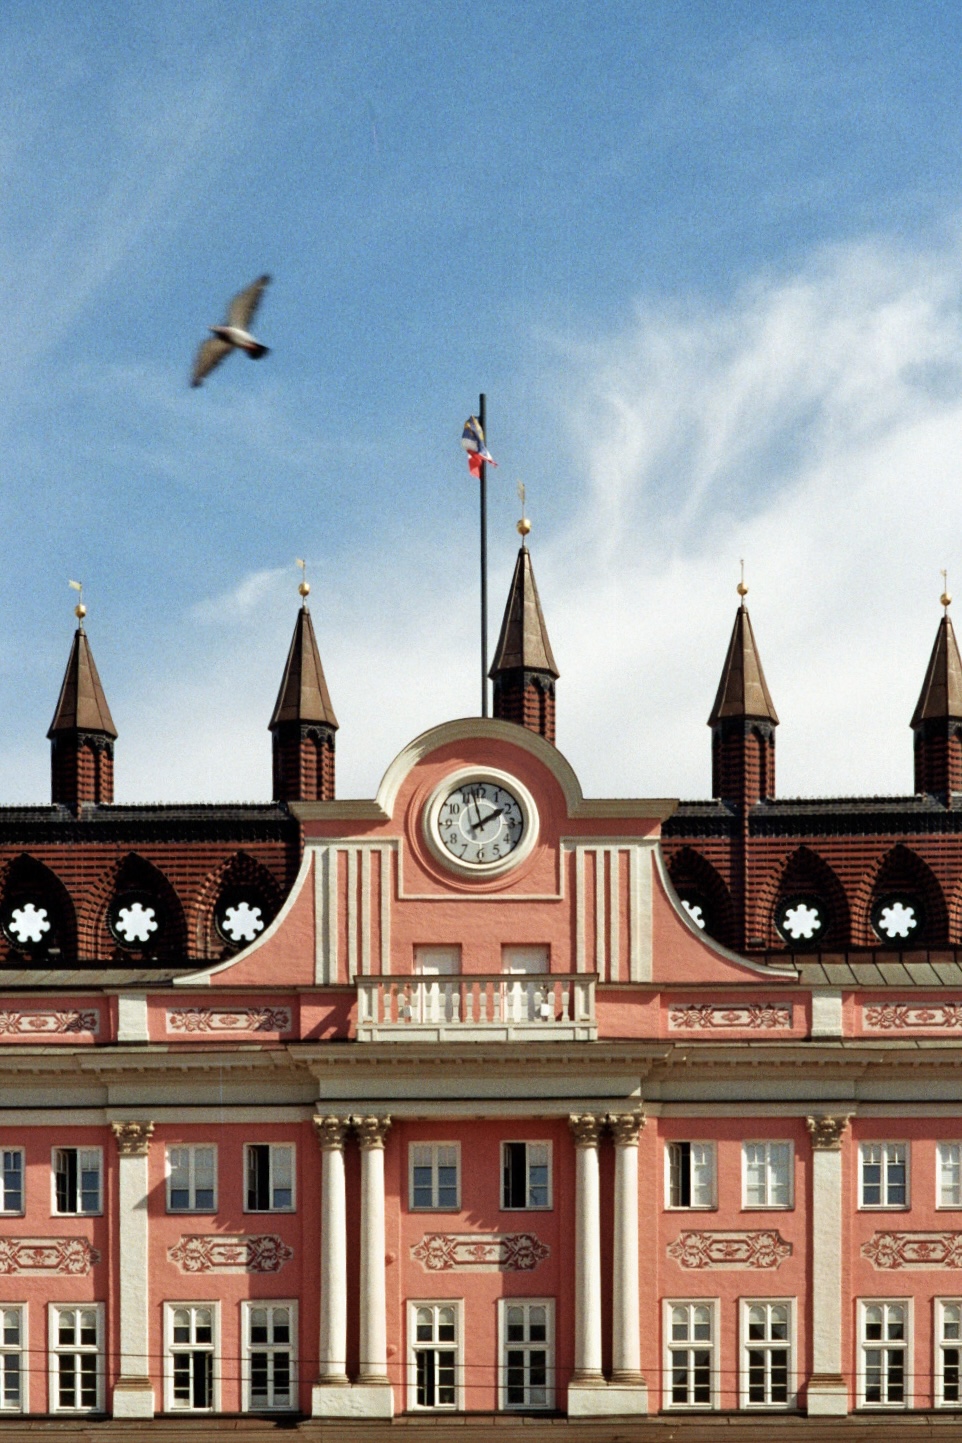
{"left": 356, "top": 973, "right": 596, "bottom": 1042}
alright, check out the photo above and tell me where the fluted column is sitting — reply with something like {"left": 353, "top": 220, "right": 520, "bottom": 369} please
{"left": 806, "top": 1114, "right": 851, "bottom": 1416}
{"left": 110, "top": 1122, "right": 155, "bottom": 1418}
{"left": 569, "top": 1114, "right": 604, "bottom": 1385}
{"left": 354, "top": 1115, "right": 391, "bottom": 1384}
{"left": 609, "top": 1112, "right": 645, "bottom": 1383}
{"left": 313, "top": 1116, "right": 349, "bottom": 1390}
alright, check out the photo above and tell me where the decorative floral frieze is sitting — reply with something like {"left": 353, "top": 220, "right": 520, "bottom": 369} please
{"left": 668, "top": 1229, "right": 792, "bottom": 1270}
{"left": 0, "top": 1009, "right": 99, "bottom": 1037}
{"left": 166, "top": 1006, "right": 292, "bottom": 1035}
{"left": 668, "top": 1003, "right": 792, "bottom": 1031}
{"left": 862, "top": 1231, "right": 962, "bottom": 1270}
{"left": 0, "top": 1238, "right": 99, "bottom": 1275}
{"left": 412, "top": 1232, "right": 550, "bottom": 1273}
{"left": 863, "top": 1002, "right": 962, "bottom": 1032}
{"left": 168, "top": 1234, "right": 293, "bottom": 1274}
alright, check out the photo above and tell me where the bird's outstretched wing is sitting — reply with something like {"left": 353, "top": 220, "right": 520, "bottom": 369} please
{"left": 227, "top": 274, "right": 271, "bottom": 329}
{"left": 191, "top": 336, "right": 232, "bottom": 387}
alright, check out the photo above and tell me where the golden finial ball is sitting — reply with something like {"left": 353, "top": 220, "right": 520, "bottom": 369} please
{"left": 74, "top": 603, "right": 87, "bottom": 621}
{"left": 517, "top": 517, "right": 532, "bottom": 537}
{"left": 736, "top": 581, "right": 748, "bottom": 598}
{"left": 942, "top": 591, "right": 952, "bottom": 609}
{"left": 298, "top": 580, "right": 311, "bottom": 599}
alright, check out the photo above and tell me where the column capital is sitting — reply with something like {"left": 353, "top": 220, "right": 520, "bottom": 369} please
{"left": 806, "top": 1114, "right": 851, "bottom": 1151}
{"left": 569, "top": 1113, "right": 603, "bottom": 1148}
{"left": 353, "top": 1114, "right": 392, "bottom": 1150}
{"left": 314, "top": 1114, "right": 349, "bottom": 1151}
{"left": 111, "top": 1121, "right": 153, "bottom": 1157}
{"left": 607, "top": 1111, "right": 646, "bottom": 1146}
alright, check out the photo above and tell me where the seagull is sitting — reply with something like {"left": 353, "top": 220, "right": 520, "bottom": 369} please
{"left": 190, "top": 274, "right": 272, "bottom": 387}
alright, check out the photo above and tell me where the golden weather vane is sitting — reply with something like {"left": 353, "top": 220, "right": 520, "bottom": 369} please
{"left": 942, "top": 569, "right": 952, "bottom": 613}
{"left": 295, "top": 558, "right": 310, "bottom": 605}
{"left": 516, "top": 480, "right": 531, "bottom": 539}
{"left": 737, "top": 560, "right": 748, "bottom": 601}
{"left": 68, "top": 579, "right": 86, "bottom": 627}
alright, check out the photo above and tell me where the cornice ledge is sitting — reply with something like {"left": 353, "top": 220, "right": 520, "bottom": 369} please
{"left": 291, "top": 800, "right": 389, "bottom": 823}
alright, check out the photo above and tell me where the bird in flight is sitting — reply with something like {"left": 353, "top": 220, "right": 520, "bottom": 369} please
{"left": 190, "top": 274, "right": 272, "bottom": 387}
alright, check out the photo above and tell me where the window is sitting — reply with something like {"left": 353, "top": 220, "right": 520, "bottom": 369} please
{"left": 859, "top": 1300, "right": 908, "bottom": 1407}
{"left": 667, "top": 1142, "right": 716, "bottom": 1209}
{"left": 0, "top": 1307, "right": 25, "bottom": 1412}
{"left": 410, "top": 1143, "right": 460, "bottom": 1211}
{"left": 243, "top": 1302, "right": 296, "bottom": 1411}
{"left": 50, "top": 1305, "right": 103, "bottom": 1412}
{"left": 52, "top": 1148, "right": 101, "bottom": 1215}
{"left": 740, "top": 1300, "right": 793, "bottom": 1408}
{"left": 499, "top": 1300, "right": 553, "bottom": 1410}
{"left": 166, "top": 1304, "right": 216, "bottom": 1412}
{"left": 245, "top": 1144, "right": 294, "bottom": 1211}
{"left": 860, "top": 1143, "right": 907, "bottom": 1208}
{"left": 743, "top": 1143, "right": 792, "bottom": 1209}
{"left": 167, "top": 1145, "right": 216, "bottom": 1213}
{"left": 937, "top": 1300, "right": 962, "bottom": 1406}
{"left": 502, "top": 1142, "right": 551, "bottom": 1209}
{"left": 939, "top": 1144, "right": 962, "bottom": 1208}
{"left": 665, "top": 1300, "right": 716, "bottom": 1408}
{"left": 0, "top": 1151, "right": 23, "bottom": 1214}
{"left": 409, "top": 1301, "right": 461, "bottom": 1410}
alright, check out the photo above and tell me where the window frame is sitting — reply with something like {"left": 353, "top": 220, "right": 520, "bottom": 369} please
{"left": 663, "top": 1298, "right": 719, "bottom": 1410}
{"left": 241, "top": 1299, "right": 297, "bottom": 1412}
{"left": 243, "top": 1143, "right": 295, "bottom": 1214}
{"left": 51, "top": 1147, "right": 102, "bottom": 1216}
{"left": 0, "top": 1304, "right": 27, "bottom": 1413}
{"left": 738, "top": 1297, "right": 796, "bottom": 1409}
{"left": 164, "top": 1302, "right": 218, "bottom": 1413}
{"left": 857, "top": 1298, "right": 911, "bottom": 1409}
{"left": 859, "top": 1142, "right": 909, "bottom": 1210}
{"left": 665, "top": 1141, "right": 717, "bottom": 1210}
{"left": 409, "top": 1142, "right": 461, "bottom": 1212}
{"left": 49, "top": 1303, "right": 104, "bottom": 1414}
{"left": 166, "top": 1144, "right": 217, "bottom": 1214}
{"left": 407, "top": 1298, "right": 464, "bottom": 1411}
{"left": 938, "top": 1143, "right": 962, "bottom": 1209}
{"left": 501, "top": 1141, "right": 552, "bottom": 1211}
{"left": 935, "top": 1297, "right": 962, "bottom": 1408}
{"left": 742, "top": 1142, "right": 793, "bottom": 1210}
{"left": 497, "top": 1297, "right": 554, "bottom": 1411}
{"left": 0, "top": 1149, "right": 24, "bottom": 1216}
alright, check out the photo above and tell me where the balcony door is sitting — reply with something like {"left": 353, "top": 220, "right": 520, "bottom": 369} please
{"left": 502, "top": 946, "right": 549, "bottom": 1022}
{"left": 414, "top": 946, "right": 461, "bottom": 1023}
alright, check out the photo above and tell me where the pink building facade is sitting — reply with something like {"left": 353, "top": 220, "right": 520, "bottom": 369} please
{"left": 2, "top": 707, "right": 962, "bottom": 1428}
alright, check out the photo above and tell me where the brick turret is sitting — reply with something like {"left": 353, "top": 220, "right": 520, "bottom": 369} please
{"left": 489, "top": 545, "right": 559, "bottom": 743}
{"left": 48, "top": 622, "right": 117, "bottom": 809}
{"left": 911, "top": 605, "right": 962, "bottom": 798}
{"left": 709, "top": 599, "right": 778, "bottom": 809}
{"left": 269, "top": 601, "right": 338, "bottom": 802}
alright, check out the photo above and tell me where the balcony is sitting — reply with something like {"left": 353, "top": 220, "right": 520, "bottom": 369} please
{"left": 356, "top": 974, "right": 596, "bottom": 1042}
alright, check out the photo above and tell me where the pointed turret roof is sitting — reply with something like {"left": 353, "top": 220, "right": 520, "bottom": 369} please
{"left": 489, "top": 546, "right": 559, "bottom": 680}
{"left": 269, "top": 605, "right": 338, "bottom": 731}
{"left": 911, "top": 612, "right": 962, "bottom": 727}
{"left": 47, "top": 627, "right": 117, "bottom": 738}
{"left": 708, "top": 603, "right": 778, "bottom": 726}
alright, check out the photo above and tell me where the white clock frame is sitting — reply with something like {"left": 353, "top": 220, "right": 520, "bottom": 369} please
{"left": 423, "top": 767, "right": 540, "bottom": 878}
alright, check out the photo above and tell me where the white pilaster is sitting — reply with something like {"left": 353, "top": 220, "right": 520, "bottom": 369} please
{"left": 110, "top": 1122, "right": 154, "bottom": 1418}
{"left": 806, "top": 1114, "right": 851, "bottom": 1416}
{"left": 567, "top": 1113, "right": 604, "bottom": 1414}
{"left": 313, "top": 1115, "right": 349, "bottom": 1413}
{"left": 354, "top": 1116, "right": 393, "bottom": 1416}
{"left": 609, "top": 1112, "right": 648, "bottom": 1412}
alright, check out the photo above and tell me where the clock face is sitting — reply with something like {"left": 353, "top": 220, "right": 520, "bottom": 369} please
{"left": 437, "top": 780, "right": 525, "bottom": 866}
{"left": 424, "top": 768, "right": 538, "bottom": 876}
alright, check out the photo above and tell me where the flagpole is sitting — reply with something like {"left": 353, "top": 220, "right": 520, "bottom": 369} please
{"left": 479, "top": 391, "right": 488, "bottom": 717}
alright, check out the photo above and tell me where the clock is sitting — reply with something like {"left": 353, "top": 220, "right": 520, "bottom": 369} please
{"left": 423, "top": 768, "right": 538, "bottom": 876}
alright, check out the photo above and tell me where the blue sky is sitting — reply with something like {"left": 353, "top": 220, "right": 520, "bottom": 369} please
{"left": 4, "top": 1, "right": 962, "bottom": 803}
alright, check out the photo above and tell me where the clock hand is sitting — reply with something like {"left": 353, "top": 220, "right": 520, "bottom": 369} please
{"left": 470, "top": 806, "right": 506, "bottom": 833}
